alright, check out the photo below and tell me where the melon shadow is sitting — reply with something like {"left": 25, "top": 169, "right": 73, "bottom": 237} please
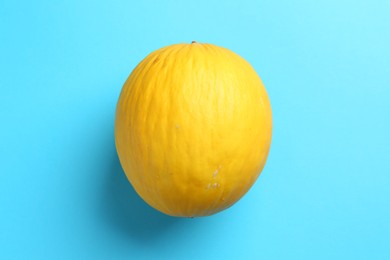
{"left": 101, "top": 152, "right": 182, "bottom": 242}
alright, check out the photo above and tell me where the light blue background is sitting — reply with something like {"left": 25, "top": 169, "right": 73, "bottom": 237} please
{"left": 1, "top": 0, "right": 389, "bottom": 259}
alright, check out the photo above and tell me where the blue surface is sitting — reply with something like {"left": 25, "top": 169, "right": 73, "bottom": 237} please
{"left": 1, "top": 0, "right": 389, "bottom": 259}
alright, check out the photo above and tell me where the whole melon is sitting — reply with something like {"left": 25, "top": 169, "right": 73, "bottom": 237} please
{"left": 115, "top": 42, "right": 272, "bottom": 217}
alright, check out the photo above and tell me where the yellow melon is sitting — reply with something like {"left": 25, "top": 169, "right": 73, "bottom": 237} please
{"left": 115, "top": 42, "right": 272, "bottom": 217}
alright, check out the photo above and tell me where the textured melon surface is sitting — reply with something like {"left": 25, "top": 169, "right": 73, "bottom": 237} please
{"left": 115, "top": 42, "right": 272, "bottom": 217}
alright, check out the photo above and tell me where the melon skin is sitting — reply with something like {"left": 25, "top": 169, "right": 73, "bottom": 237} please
{"left": 115, "top": 42, "right": 272, "bottom": 217}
